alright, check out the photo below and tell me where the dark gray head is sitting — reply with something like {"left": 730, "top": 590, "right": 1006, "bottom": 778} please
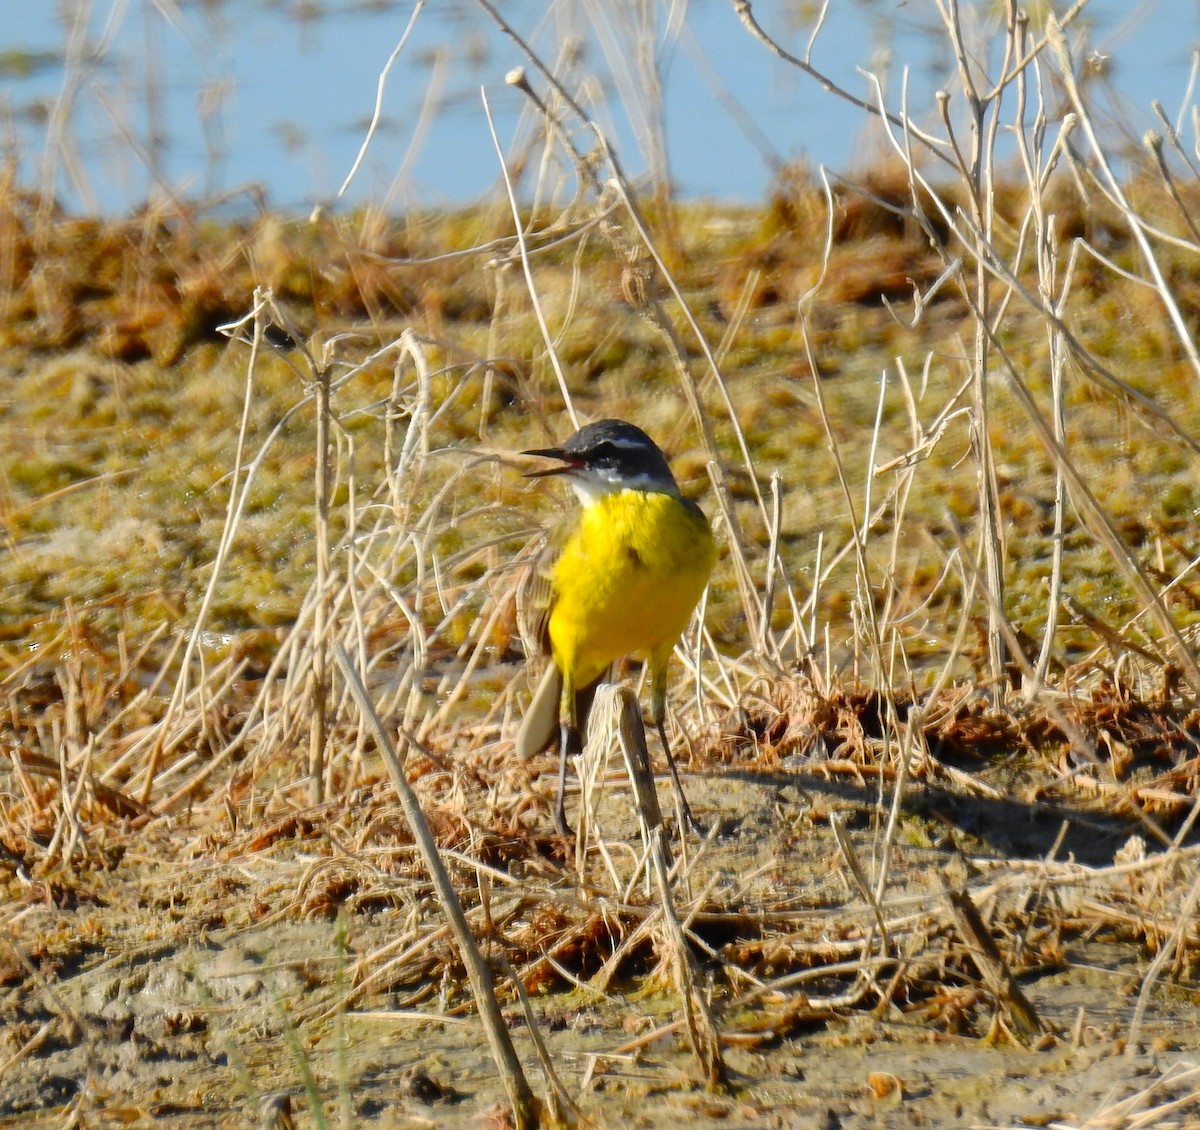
{"left": 523, "top": 418, "right": 680, "bottom": 504}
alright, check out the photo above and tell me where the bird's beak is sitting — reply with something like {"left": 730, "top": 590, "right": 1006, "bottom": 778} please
{"left": 521, "top": 446, "right": 576, "bottom": 477}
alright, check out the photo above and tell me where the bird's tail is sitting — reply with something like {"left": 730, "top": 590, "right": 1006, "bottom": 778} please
{"left": 516, "top": 665, "right": 562, "bottom": 760}
{"left": 515, "top": 665, "right": 603, "bottom": 759}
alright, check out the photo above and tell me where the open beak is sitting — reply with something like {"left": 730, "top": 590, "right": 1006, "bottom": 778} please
{"left": 521, "top": 446, "right": 577, "bottom": 478}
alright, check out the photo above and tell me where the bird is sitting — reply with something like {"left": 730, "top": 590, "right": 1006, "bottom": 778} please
{"left": 515, "top": 418, "right": 717, "bottom": 835}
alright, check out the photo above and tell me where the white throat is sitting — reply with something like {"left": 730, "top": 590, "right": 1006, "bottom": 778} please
{"left": 568, "top": 470, "right": 678, "bottom": 508}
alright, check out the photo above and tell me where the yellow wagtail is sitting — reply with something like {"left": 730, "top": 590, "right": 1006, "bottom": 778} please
{"left": 516, "top": 418, "right": 716, "bottom": 834}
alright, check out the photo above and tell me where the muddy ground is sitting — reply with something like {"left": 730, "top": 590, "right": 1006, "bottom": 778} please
{"left": 4, "top": 754, "right": 1199, "bottom": 1129}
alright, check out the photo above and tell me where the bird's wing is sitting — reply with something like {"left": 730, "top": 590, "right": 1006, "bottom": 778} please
{"left": 512, "top": 520, "right": 562, "bottom": 760}
{"left": 515, "top": 515, "right": 612, "bottom": 758}
{"left": 515, "top": 518, "right": 567, "bottom": 659}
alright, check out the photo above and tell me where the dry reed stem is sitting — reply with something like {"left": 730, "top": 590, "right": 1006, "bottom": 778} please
{"left": 483, "top": 88, "right": 580, "bottom": 433}
{"left": 139, "top": 291, "right": 273, "bottom": 804}
{"left": 1127, "top": 861, "right": 1200, "bottom": 1046}
{"left": 606, "top": 685, "right": 725, "bottom": 1089}
{"left": 1038, "top": 1059, "right": 1200, "bottom": 1130}
{"left": 940, "top": 877, "right": 1049, "bottom": 1044}
{"left": 1047, "top": 17, "right": 1200, "bottom": 384}
{"left": 333, "top": 0, "right": 426, "bottom": 204}
{"left": 335, "top": 643, "right": 538, "bottom": 1129}
{"left": 865, "top": 73, "right": 1200, "bottom": 699}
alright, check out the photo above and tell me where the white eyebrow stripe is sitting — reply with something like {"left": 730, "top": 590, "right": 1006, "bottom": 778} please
{"left": 578, "top": 437, "right": 648, "bottom": 454}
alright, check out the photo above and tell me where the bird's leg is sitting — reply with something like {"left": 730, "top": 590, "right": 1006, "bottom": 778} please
{"left": 554, "top": 719, "right": 579, "bottom": 837}
{"left": 651, "top": 677, "right": 705, "bottom": 836}
{"left": 555, "top": 674, "right": 584, "bottom": 837}
{"left": 654, "top": 717, "right": 705, "bottom": 835}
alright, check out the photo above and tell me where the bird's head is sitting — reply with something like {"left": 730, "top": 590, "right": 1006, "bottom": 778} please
{"left": 523, "top": 418, "right": 680, "bottom": 506}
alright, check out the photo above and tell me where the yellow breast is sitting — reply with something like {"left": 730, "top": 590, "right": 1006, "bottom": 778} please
{"left": 547, "top": 490, "right": 716, "bottom": 689}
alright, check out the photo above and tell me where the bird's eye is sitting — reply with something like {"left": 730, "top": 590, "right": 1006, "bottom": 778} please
{"left": 591, "top": 441, "right": 617, "bottom": 462}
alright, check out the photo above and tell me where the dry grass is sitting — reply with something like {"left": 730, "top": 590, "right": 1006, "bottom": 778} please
{"left": 4, "top": 2, "right": 1200, "bottom": 1125}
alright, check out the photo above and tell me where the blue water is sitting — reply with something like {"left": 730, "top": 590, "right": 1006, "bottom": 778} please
{"left": 2, "top": 0, "right": 1196, "bottom": 215}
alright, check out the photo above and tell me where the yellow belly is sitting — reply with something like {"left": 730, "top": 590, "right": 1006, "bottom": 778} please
{"left": 548, "top": 490, "right": 716, "bottom": 690}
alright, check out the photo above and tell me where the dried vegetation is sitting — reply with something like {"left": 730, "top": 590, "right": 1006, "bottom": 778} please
{"left": 4, "top": 3, "right": 1200, "bottom": 1127}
